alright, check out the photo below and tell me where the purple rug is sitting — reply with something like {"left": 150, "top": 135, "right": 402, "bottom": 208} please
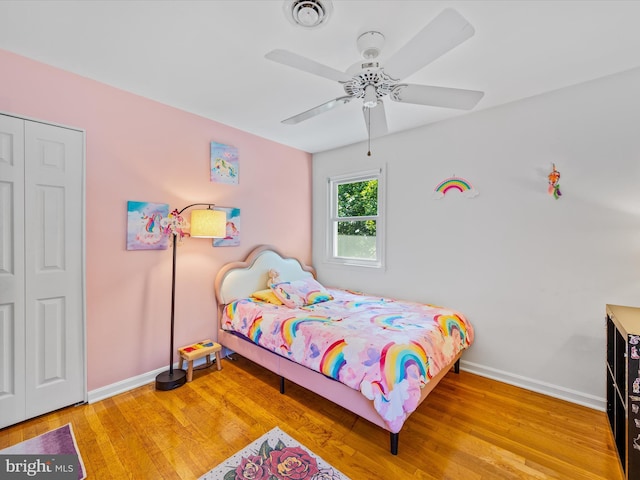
{"left": 0, "top": 423, "right": 86, "bottom": 480}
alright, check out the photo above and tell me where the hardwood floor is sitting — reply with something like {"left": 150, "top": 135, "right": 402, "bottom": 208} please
{"left": 0, "top": 355, "right": 622, "bottom": 479}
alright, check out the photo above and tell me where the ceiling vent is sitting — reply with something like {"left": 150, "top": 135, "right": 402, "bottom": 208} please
{"left": 284, "top": 0, "right": 333, "bottom": 28}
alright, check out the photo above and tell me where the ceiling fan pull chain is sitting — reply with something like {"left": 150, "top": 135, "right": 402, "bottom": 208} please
{"left": 367, "top": 107, "right": 372, "bottom": 157}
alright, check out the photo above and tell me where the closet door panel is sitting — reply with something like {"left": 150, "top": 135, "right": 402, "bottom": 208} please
{"left": 0, "top": 115, "right": 26, "bottom": 428}
{"left": 24, "top": 120, "right": 84, "bottom": 417}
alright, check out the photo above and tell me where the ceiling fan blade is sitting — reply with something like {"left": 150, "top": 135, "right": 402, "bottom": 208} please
{"left": 362, "top": 100, "right": 388, "bottom": 138}
{"left": 265, "top": 49, "right": 352, "bottom": 83}
{"left": 282, "top": 96, "right": 353, "bottom": 124}
{"left": 391, "top": 84, "right": 484, "bottom": 110}
{"left": 383, "top": 8, "right": 475, "bottom": 81}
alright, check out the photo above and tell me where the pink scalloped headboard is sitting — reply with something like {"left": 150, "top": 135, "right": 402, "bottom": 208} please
{"left": 214, "top": 245, "right": 316, "bottom": 306}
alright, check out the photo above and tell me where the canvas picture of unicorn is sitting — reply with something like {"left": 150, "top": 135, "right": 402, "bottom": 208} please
{"left": 213, "top": 207, "right": 240, "bottom": 247}
{"left": 210, "top": 141, "right": 239, "bottom": 185}
{"left": 126, "top": 201, "right": 169, "bottom": 250}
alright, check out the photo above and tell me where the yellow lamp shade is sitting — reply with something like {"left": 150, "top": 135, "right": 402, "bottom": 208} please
{"left": 190, "top": 209, "right": 226, "bottom": 238}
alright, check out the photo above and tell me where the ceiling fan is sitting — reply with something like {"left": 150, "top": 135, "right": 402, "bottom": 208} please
{"left": 265, "top": 8, "right": 484, "bottom": 147}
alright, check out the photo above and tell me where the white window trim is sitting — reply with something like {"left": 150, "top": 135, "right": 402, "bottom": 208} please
{"left": 326, "top": 168, "right": 385, "bottom": 268}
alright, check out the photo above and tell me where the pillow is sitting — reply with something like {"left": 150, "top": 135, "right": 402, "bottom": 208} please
{"left": 270, "top": 277, "right": 333, "bottom": 308}
{"left": 250, "top": 289, "right": 284, "bottom": 305}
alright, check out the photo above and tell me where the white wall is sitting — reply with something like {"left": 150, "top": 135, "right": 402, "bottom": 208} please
{"left": 312, "top": 66, "right": 640, "bottom": 409}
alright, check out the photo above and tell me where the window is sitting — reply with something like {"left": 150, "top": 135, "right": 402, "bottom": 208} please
{"left": 327, "top": 169, "right": 384, "bottom": 268}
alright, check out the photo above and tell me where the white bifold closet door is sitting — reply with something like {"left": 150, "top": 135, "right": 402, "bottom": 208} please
{"left": 0, "top": 113, "right": 85, "bottom": 428}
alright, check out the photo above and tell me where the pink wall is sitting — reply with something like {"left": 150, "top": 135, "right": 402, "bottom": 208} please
{"left": 0, "top": 49, "right": 312, "bottom": 391}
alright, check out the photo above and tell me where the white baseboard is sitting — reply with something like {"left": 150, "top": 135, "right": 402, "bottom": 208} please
{"left": 88, "top": 356, "right": 605, "bottom": 412}
{"left": 461, "top": 360, "right": 606, "bottom": 411}
{"left": 87, "top": 357, "right": 213, "bottom": 404}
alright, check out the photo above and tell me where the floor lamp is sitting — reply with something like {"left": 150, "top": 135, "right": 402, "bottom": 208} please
{"left": 155, "top": 203, "right": 226, "bottom": 391}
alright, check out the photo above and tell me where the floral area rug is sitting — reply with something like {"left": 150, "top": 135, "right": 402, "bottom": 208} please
{"left": 0, "top": 423, "right": 86, "bottom": 480}
{"left": 200, "top": 427, "right": 350, "bottom": 480}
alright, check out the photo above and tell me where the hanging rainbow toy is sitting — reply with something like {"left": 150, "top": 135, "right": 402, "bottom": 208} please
{"left": 433, "top": 176, "right": 478, "bottom": 199}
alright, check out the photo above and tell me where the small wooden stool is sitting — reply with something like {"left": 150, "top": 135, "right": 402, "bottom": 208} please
{"left": 178, "top": 339, "right": 222, "bottom": 382}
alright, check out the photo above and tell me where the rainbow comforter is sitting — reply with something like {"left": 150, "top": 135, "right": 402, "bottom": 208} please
{"left": 221, "top": 288, "right": 474, "bottom": 432}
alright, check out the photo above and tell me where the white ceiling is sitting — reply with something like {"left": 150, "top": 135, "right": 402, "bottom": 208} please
{"left": 1, "top": 1, "right": 639, "bottom": 154}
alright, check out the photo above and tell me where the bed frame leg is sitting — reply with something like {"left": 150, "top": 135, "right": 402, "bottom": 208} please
{"left": 454, "top": 359, "right": 460, "bottom": 374}
{"left": 280, "top": 376, "right": 285, "bottom": 394}
{"left": 390, "top": 432, "right": 399, "bottom": 455}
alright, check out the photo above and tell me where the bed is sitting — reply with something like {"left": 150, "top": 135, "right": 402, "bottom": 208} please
{"left": 214, "top": 245, "right": 474, "bottom": 454}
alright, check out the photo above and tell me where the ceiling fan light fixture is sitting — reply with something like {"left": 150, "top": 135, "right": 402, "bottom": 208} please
{"left": 363, "top": 85, "right": 378, "bottom": 108}
{"left": 284, "top": 0, "right": 333, "bottom": 28}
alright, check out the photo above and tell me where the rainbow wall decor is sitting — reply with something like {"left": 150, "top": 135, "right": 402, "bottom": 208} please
{"left": 433, "top": 176, "right": 478, "bottom": 199}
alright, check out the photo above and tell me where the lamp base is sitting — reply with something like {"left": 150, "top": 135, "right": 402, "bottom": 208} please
{"left": 155, "top": 369, "right": 187, "bottom": 391}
